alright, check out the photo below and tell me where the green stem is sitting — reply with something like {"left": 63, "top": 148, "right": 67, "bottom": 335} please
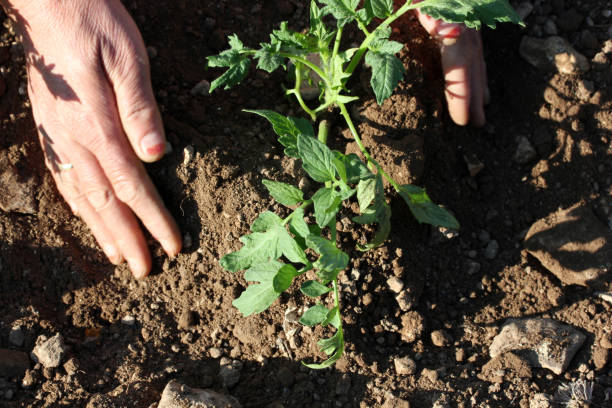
{"left": 345, "top": 0, "right": 429, "bottom": 77}
{"left": 331, "top": 27, "right": 343, "bottom": 63}
{"left": 291, "top": 64, "right": 317, "bottom": 121}
{"left": 282, "top": 200, "right": 313, "bottom": 226}
{"left": 332, "top": 278, "right": 343, "bottom": 340}
{"left": 337, "top": 102, "right": 400, "bottom": 190}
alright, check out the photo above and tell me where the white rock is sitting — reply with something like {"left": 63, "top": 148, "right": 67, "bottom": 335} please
{"left": 183, "top": 145, "right": 195, "bottom": 166}
{"left": 31, "top": 333, "right": 66, "bottom": 368}
{"left": 121, "top": 315, "right": 136, "bottom": 326}
{"left": 394, "top": 356, "right": 417, "bottom": 375}
{"left": 158, "top": 379, "right": 241, "bottom": 408}
{"left": 489, "top": 318, "right": 586, "bottom": 375}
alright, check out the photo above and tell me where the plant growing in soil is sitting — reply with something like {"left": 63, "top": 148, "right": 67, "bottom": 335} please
{"left": 207, "top": 0, "right": 522, "bottom": 368}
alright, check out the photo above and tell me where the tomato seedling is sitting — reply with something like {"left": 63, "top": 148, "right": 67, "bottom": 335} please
{"left": 208, "top": 0, "right": 522, "bottom": 368}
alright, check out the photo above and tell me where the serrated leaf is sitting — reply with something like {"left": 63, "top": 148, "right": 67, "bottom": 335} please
{"left": 300, "top": 304, "right": 330, "bottom": 326}
{"left": 244, "top": 260, "right": 284, "bottom": 282}
{"left": 297, "top": 134, "right": 337, "bottom": 182}
{"left": 322, "top": 306, "right": 341, "bottom": 329}
{"left": 289, "top": 207, "right": 310, "bottom": 238}
{"left": 280, "top": 234, "right": 309, "bottom": 264}
{"left": 357, "top": 178, "right": 376, "bottom": 213}
{"left": 398, "top": 185, "right": 460, "bottom": 229}
{"left": 245, "top": 110, "right": 314, "bottom": 158}
{"left": 262, "top": 180, "right": 304, "bottom": 207}
{"left": 250, "top": 211, "right": 282, "bottom": 232}
{"left": 301, "top": 280, "right": 332, "bottom": 297}
{"left": 209, "top": 58, "right": 250, "bottom": 93}
{"left": 365, "top": 0, "right": 393, "bottom": 18}
{"left": 319, "top": 0, "right": 360, "bottom": 27}
{"left": 307, "top": 235, "right": 349, "bottom": 273}
{"left": 418, "top": 0, "right": 524, "bottom": 30}
{"left": 365, "top": 49, "right": 405, "bottom": 105}
{"left": 255, "top": 42, "right": 284, "bottom": 73}
{"left": 220, "top": 227, "right": 285, "bottom": 272}
{"left": 233, "top": 263, "right": 297, "bottom": 316}
{"left": 312, "top": 187, "right": 342, "bottom": 228}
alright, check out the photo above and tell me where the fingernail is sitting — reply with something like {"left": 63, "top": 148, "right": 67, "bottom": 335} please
{"left": 161, "top": 238, "right": 181, "bottom": 257}
{"left": 436, "top": 23, "right": 462, "bottom": 40}
{"left": 140, "top": 132, "right": 165, "bottom": 157}
{"left": 103, "top": 244, "right": 122, "bottom": 265}
{"left": 127, "top": 257, "right": 149, "bottom": 279}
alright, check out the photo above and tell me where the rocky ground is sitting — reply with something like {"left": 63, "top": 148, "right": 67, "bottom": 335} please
{"left": 0, "top": 0, "right": 611, "bottom": 407}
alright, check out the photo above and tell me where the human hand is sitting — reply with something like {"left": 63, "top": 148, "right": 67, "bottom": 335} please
{"left": 3, "top": 0, "right": 181, "bottom": 277}
{"left": 415, "top": 8, "right": 489, "bottom": 126}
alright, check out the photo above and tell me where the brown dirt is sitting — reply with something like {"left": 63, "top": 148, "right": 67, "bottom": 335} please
{"left": 1, "top": 1, "right": 611, "bottom": 407}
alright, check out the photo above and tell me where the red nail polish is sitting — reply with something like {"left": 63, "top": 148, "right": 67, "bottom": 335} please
{"left": 145, "top": 144, "right": 165, "bottom": 156}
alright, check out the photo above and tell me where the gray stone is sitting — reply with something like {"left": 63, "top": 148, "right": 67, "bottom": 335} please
{"left": 489, "top": 318, "right": 586, "bottom": 375}
{"left": 190, "top": 79, "right": 211, "bottom": 96}
{"left": 529, "top": 393, "right": 553, "bottom": 408}
{"left": 514, "top": 136, "right": 538, "bottom": 164}
{"left": 31, "top": 333, "right": 66, "bottom": 368}
{"left": 394, "top": 356, "right": 416, "bottom": 375}
{"left": 0, "top": 349, "right": 29, "bottom": 378}
{"left": 516, "top": 2, "right": 534, "bottom": 20}
{"left": 157, "top": 379, "right": 241, "bottom": 408}
{"left": 8, "top": 326, "right": 24, "bottom": 347}
{"left": 524, "top": 203, "right": 612, "bottom": 288}
{"left": 484, "top": 240, "right": 500, "bottom": 260}
{"left": 219, "top": 358, "right": 242, "bottom": 388}
{"left": 519, "top": 36, "right": 590, "bottom": 74}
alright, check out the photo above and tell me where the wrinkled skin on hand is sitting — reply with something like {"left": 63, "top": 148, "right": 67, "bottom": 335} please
{"left": 3, "top": 0, "right": 181, "bottom": 278}
{"left": 415, "top": 7, "right": 489, "bottom": 126}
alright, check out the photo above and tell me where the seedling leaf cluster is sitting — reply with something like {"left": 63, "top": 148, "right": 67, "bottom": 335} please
{"left": 208, "top": 0, "right": 522, "bottom": 368}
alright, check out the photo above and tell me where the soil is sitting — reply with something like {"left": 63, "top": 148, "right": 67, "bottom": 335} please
{"left": 1, "top": 1, "right": 611, "bottom": 407}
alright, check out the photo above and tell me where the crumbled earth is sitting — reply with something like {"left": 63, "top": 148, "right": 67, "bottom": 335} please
{"left": 1, "top": 0, "right": 611, "bottom": 407}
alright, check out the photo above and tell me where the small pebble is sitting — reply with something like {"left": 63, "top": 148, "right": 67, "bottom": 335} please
{"left": 431, "top": 329, "right": 452, "bottom": 347}
{"left": 387, "top": 276, "right": 404, "bottom": 293}
{"left": 121, "top": 315, "right": 136, "bottom": 326}
{"left": 484, "top": 240, "right": 499, "bottom": 259}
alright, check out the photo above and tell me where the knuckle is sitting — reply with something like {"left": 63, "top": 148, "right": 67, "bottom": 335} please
{"left": 113, "top": 178, "right": 144, "bottom": 206}
{"left": 86, "top": 187, "right": 115, "bottom": 212}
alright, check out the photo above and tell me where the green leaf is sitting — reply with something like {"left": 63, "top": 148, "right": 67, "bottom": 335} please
{"left": 262, "top": 180, "right": 304, "bottom": 207}
{"left": 398, "top": 185, "right": 460, "bottom": 229}
{"left": 365, "top": 0, "right": 393, "bottom": 18}
{"left": 356, "top": 177, "right": 376, "bottom": 213}
{"left": 254, "top": 42, "right": 284, "bottom": 73}
{"left": 250, "top": 211, "right": 282, "bottom": 232}
{"left": 303, "top": 331, "right": 344, "bottom": 369}
{"left": 280, "top": 234, "right": 309, "bottom": 265}
{"left": 306, "top": 235, "right": 349, "bottom": 273}
{"left": 312, "top": 187, "right": 342, "bottom": 228}
{"left": 299, "top": 304, "right": 330, "bottom": 326}
{"left": 220, "top": 227, "right": 285, "bottom": 272}
{"left": 289, "top": 207, "right": 310, "bottom": 238}
{"left": 418, "top": 0, "right": 524, "bottom": 30}
{"left": 301, "top": 280, "right": 332, "bottom": 297}
{"left": 233, "top": 262, "right": 297, "bottom": 316}
{"left": 321, "top": 306, "right": 341, "bottom": 329}
{"left": 357, "top": 201, "right": 391, "bottom": 251}
{"left": 365, "top": 49, "right": 405, "bottom": 105}
{"left": 244, "top": 110, "right": 314, "bottom": 158}
{"left": 207, "top": 35, "right": 251, "bottom": 92}
{"left": 244, "top": 260, "right": 284, "bottom": 282}
{"left": 273, "top": 264, "right": 299, "bottom": 292}
{"left": 333, "top": 157, "right": 348, "bottom": 183}
{"left": 297, "top": 134, "right": 337, "bottom": 182}
{"left": 319, "top": 0, "right": 360, "bottom": 27}
{"left": 209, "top": 58, "right": 250, "bottom": 93}
{"left": 337, "top": 153, "right": 372, "bottom": 183}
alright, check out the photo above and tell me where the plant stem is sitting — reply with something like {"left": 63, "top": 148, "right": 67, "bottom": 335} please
{"left": 282, "top": 200, "right": 312, "bottom": 226}
{"left": 345, "top": 0, "right": 429, "bottom": 77}
{"left": 292, "top": 64, "right": 317, "bottom": 121}
{"left": 337, "top": 102, "right": 400, "bottom": 190}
